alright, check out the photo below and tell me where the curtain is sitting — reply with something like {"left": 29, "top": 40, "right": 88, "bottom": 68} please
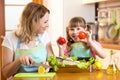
{"left": 32, "top": 0, "right": 43, "bottom": 4}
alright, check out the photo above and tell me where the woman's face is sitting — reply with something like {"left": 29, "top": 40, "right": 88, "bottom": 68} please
{"left": 68, "top": 26, "right": 85, "bottom": 42}
{"left": 37, "top": 12, "right": 49, "bottom": 34}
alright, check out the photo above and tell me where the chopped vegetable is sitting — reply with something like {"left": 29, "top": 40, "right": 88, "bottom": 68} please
{"left": 47, "top": 55, "right": 95, "bottom": 71}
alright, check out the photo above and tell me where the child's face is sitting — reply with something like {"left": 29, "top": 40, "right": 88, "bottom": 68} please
{"left": 68, "top": 26, "right": 85, "bottom": 42}
{"left": 37, "top": 12, "right": 49, "bottom": 34}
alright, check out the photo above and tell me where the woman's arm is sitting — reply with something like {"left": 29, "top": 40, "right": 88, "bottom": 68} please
{"left": 2, "top": 46, "right": 21, "bottom": 78}
{"left": 46, "top": 42, "right": 54, "bottom": 56}
{"left": 2, "top": 46, "right": 35, "bottom": 78}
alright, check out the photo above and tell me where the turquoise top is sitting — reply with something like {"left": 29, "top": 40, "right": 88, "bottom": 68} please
{"left": 70, "top": 42, "right": 93, "bottom": 58}
{"left": 15, "top": 37, "right": 47, "bottom": 72}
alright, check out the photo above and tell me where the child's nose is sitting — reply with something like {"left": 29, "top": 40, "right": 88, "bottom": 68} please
{"left": 73, "top": 29, "right": 78, "bottom": 34}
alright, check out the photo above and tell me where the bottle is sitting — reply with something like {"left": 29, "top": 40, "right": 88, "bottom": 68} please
{"left": 106, "top": 50, "right": 119, "bottom": 74}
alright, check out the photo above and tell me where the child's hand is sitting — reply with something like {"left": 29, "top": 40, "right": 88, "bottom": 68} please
{"left": 78, "top": 31, "right": 88, "bottom": 43}
{"left": 78, "top": 31, "right": 87, "bottom": 39}
{"left": 57, "top": 37, "right": 66, "bottom": 48}
{"left": 78, "top": 31, "right": 92, "bottom": 43}
{"left": 85, "top": 31, "right": 93, "bottom": 43}
{"left": 57, "top": 36, "right": 66, "bottom": 45}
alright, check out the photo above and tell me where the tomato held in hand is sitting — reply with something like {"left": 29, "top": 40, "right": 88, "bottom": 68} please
{"left": 78, "top": 31, "right": 87, "bottom": 39}
{"left": 57, "top": 37, "right": 66, "bottom": 45}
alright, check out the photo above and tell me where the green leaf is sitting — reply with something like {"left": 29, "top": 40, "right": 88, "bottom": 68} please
{"left": 76, "top": 62, "right": 89, "bottom": 69}
{"left": 115, "top": 24, "right": 120, "bottom": 30}
{"left": 111, "top": 10, "right": 115, "bottom": 24}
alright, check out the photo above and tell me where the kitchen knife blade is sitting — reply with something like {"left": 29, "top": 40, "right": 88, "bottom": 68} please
{"left": 32, "top": 63, "right": 52, "bottom": 68}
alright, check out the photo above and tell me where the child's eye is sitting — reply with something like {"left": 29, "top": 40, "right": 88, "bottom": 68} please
{"left": 77, "top": 27, "right": 80, "bottom": 30}
{"left": 69, "top": 28, "right": 74, "bottom": 31}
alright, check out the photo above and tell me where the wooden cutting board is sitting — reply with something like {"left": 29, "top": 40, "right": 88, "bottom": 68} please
{"left": 14, "top": 72, "right": 56, "bottom": 78}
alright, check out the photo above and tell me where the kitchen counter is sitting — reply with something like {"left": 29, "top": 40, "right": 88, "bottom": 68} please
{"left": 98, "top": 38, "right": 120, "bottom": 50}
{"left": 13, "top": 70, "right": 120, "bottom": 80}
{"left": 101, "top": 43, "right": 120, "bottom": 50}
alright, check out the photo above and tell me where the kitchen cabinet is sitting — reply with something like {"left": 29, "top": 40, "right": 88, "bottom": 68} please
{"left": 0, "top": 1, "right": 6, "bottom": 80}
{"left": 83, "top": 0, "right": 120, "bottom": 50}
{"left": 82, "top": 0, "right": 120, "bottom": 4}
{"left": 98, "top": 1, "right": 120, "bottom": 50}
{"left": 82, "top": 0, "right": 107, "bottom": 4}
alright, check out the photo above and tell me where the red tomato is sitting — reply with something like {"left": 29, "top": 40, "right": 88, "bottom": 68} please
{"left": 78, "top": 31, "right": 87, "bottom": 39}
{"left": 57, "top": 37, "right": 66, "bottom": 45}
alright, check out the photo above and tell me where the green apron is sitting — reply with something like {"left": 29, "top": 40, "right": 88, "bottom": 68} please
{"left": 70, "top": 42, "right": 93, "bottom": 58}
{"left": 15, "top": 37, "right": 47, "bottom": 72}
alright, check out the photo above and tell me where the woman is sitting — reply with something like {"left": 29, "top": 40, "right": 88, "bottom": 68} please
{"left": 2, "top": 2, "right": 54, "bottom": 79}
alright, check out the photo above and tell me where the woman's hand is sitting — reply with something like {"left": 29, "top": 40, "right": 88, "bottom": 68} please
{"left": 18, "top": 55, "right": 35, "bottom": 66}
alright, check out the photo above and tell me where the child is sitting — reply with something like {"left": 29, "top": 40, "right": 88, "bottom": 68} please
{"left": 2, "top": 2, "right": 54, "bottom": 79}
{"left": 57, "top": 17, "right": 106, "bottom": 59}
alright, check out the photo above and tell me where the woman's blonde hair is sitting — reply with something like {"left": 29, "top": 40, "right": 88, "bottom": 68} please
{"left": 66, "top": 17, "right": 87, "bottom": 46}
{"left": 15, "top": 2, "right": 50, "bottom": 43}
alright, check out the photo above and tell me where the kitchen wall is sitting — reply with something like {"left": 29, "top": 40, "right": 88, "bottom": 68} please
{"left": 5, "top": 0, "right": 32, "bottom": 30}
{"left": 63, "top": 0, "right": 95, "bottom": 36}
{"left": 5, "top": 0, "right": 95, "bottom": 56}
{"left": 44, "top": 0, "right": 95, "bottom": 56}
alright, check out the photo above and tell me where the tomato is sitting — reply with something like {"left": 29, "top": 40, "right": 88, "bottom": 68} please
{"left": 78, "top": 31, "right": 87, "bottom": 39}
{"left": 57, "top": 37, "right": 66, "bottom": 45}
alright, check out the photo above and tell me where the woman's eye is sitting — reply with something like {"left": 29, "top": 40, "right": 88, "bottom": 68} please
{"left": 44, "top": 20, "right": 48, "bottom": 23}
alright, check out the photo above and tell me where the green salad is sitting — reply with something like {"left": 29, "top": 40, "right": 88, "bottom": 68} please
{"left": 47, "top": 55, "right": 95, "bottom": 71}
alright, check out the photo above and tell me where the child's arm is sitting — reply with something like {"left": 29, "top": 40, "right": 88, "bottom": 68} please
{"left": 64, "top": 46, "right": 70, "bottom": 57}
{"left": 88, "top": 40, "right": 106, "bottom": 59}
{"left": 57, "top": 41, "right": 70, "bottom": 57}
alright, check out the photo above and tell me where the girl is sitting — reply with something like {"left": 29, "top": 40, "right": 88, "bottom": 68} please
{"left": 2, "top": 2, "right": 54, "bottom": 79}
{"left": 57, "top": 17, "right": 106, "bottom": 59}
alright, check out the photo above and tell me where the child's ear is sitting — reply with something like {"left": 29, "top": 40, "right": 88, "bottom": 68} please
{"left": 85, "top": 24, "right": 91, "bottom": 32}
{"left": 84, "top": 25, "right": 88, "bottom": 31}
{"left": 85, "top": 27, "right": 87, "bottom": 31}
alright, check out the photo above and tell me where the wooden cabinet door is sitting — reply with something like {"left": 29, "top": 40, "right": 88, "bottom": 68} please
{"left": 0, "top": 0, "right": 5, "bottom": 80}
{"left": 33, "top": 0, "right": 43, "bottom": 4}
{"left": 82, "top": 0, "right": 107, "bottom": 4}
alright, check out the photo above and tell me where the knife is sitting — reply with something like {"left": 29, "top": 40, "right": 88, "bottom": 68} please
{"left": 32, "top": 63, "right": 52, "bottom": 68}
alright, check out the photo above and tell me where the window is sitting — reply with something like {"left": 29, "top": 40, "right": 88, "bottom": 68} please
{"left": 5, "top": 0, "right": 32, "bottom": 30}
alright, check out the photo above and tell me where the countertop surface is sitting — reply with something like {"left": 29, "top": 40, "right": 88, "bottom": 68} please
{"left": 13, "top": 70, "right": 120, "bottom": 80}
